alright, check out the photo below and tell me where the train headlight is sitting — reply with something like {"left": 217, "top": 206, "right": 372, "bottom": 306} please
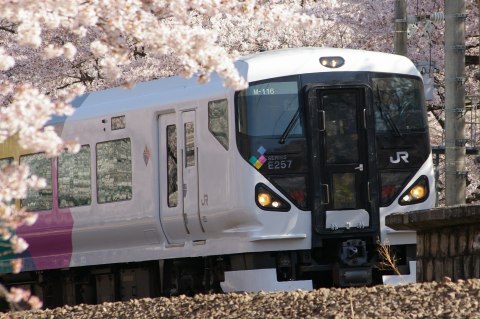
{"left": 255, "top": 183, "right": 291, "bottom": 212}
{"left": 399, "top": 176, "right": 429, "bottom": 205}
{"left": 319, "top": 56, "right": 345, "bottom": 68}
{"left": 258, "top": 193, "right": 272, "bottom": 207}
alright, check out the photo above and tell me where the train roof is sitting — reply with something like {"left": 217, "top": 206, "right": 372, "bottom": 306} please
{"left": 238, "top": 47, "right": 421, "bottom": 82}
{"left": 49, "top": 47, "right": 420, "bottom": 125}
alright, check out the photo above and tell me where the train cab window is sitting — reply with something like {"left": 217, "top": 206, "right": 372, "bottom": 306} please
{"left": 208, "top": 99, "right": 229, "bottom": 150}
{"left": 58, "top": 145, "right": 92, "bottom": 208}
{"left": 166, "top": 125, "right": 178, "bottom": 207}
{"left": 19, "top": 153, "right": 52, "bottom": 211}
{"left": 372, "top": 76, "right": 427, "bottom": 134}
{"left": 236, "top": 77, "right": 302, "bottom": 137}
{"left": 96, "top": 138, "right": 132, "bottom": 203}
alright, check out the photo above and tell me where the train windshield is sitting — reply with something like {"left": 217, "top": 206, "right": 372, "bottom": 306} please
{"left": 372, "top": 76, "right": 427, "bottom": 134}
{"left": 236, "top": 77, "right": 303, "bottom": 137}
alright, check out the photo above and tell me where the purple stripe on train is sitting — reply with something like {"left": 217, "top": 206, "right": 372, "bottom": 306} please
{"left": 16, "top": 209, "right": 73, "bottom": 271}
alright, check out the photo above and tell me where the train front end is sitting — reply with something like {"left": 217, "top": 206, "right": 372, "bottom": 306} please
{"left": 234, "top": 48, "right": 435, "bottom": 287}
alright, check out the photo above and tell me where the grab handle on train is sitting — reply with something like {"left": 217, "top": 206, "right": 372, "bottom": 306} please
{"left": 354, "top": 164, "right": 364, "bottom": 171}
{"left": 321, "top": 184, "right": 330, "bottom": 205}
{"left": 319, "top": 110, "right": 326, "bottom": 131}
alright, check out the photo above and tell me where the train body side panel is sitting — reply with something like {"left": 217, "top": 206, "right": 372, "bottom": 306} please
{"left": 195, "top": 95, "right": 232, "bottom": 234}
{"left": 59, "top": 100, "right": 161, "bottom": 268}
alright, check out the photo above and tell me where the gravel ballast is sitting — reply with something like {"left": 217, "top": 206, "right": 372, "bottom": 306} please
{"left": 3, "top": 277, "right": 480, "bottom": 319}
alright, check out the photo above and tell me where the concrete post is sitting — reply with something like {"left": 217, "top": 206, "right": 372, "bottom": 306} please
{"left": 394, "top": 0, "right": 408, "bottom": 56}
{"left": 444, "top": 0, "right": 466, "bottom": 205}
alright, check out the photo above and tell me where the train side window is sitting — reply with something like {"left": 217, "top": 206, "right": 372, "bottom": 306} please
{"left": 58, "top": 145, "right": 92, "bottom": 208}
{"left": 0, "top": 157, "right": 13, "bottom": 167}
{"left": 166, "top": 125, "right": 178, "bottom": 207}
{"left": 19, "top": 153, "right": 52, "bottom": 211}
{"left": 96, "top": 138, "right": 132, "bottom": 203}
{"left": 208, "top": 99, "right": 229, "bottom": 150}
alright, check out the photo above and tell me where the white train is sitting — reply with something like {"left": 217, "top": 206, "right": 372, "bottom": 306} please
{"left": 0, "top": 47, "right": 435, "bottom": 307}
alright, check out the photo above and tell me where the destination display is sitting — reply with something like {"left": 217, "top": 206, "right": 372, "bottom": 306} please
{"left": 246, "top": 81, "right": 298, "bottom": 96}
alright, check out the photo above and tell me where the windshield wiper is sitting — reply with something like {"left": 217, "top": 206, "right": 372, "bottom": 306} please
{"left": 279, "top": 107, "right": 301, "bottom": 144}
{"left": 375, "top": 87, "right": 402, "bottom": 137}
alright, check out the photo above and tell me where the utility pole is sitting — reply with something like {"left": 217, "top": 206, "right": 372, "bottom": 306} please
{"left": 394, "top": 0, "right": 407, "bottom": 56}
{"left": 444, "top": 0, "right": 466, "bottom": 205}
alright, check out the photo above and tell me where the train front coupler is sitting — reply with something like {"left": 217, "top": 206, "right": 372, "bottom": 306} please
{"left": 333, "top": 239, "right": 373, "bottom": 287}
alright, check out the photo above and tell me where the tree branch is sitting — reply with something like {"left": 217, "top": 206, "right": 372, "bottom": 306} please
{"left": 0, "top": 25, "right": 16, "bottom": 34}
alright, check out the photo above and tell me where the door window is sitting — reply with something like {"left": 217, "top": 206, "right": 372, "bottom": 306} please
{"left": 166, "top": 125, "right": 178, "bottom": 207}
{"left": 323, "top": 92, "right": 358, "bottom": 164}
{"left": 332, "top": 173, "right": 357, "bottom": 209}
{"left": 184, "top": 122, "right": 195, "bottom": 167}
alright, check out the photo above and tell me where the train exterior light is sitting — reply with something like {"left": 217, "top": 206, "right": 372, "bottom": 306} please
{"left": 255, "top": 184, "right": 290, "bottom": 211}
{"left": 258, "top": 193, "right": 272, "bottom": 207}
{"left": 399, "top": 176, "right": 429, "bottom": 205}
{"left": 0, "top": 47, "right": 435, "bottom": 308}
{"left": 319, "top": 56, "right": 345, "bottom": 68}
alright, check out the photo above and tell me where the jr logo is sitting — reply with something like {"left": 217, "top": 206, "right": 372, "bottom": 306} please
{"left": 390, "top": 151, "right": 409, "bottom": 164}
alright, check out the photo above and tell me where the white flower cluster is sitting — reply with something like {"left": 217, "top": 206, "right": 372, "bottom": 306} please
{"left": 43, "top": 42, "right": 77, "bottom": 60}
{"left": 0, "top": 48, "right": 14, "bottom": 71}
{"left": 0, "top": 82, "right": 76, "bottom": 155}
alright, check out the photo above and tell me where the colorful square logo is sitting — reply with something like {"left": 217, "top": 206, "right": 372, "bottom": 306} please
{"left": 249, "top": 146, "right": 267, "bottom": 170}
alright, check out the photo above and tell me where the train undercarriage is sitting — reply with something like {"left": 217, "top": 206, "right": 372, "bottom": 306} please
{"left": 0, "top": 240, "right": 416, "bottom": 310}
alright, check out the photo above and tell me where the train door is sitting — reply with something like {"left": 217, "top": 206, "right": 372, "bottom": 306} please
{"left": 307, "top": 87, "right": 371, "bottom": 232}
{"left": 158, "top": 111, "right": 205, "bottom": 243}
{"left": 158, "top": 113, "right": 187, "bottom": 243}
{"left": 181, "top": 110, "right": 205, "bottom": 238}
